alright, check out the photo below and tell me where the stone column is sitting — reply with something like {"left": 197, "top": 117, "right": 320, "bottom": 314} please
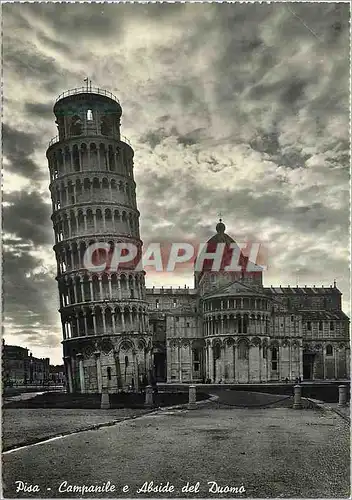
{"left": 99, "top": 277, "right": 103, "bottom": 300}
{"left": 188, "top": 385, "right": 196, "bottom": 410}
{"left": 80, "top": 279, "right": 85, "bottom": 302}
{"left": 121, "top": 312, "right": 125, "bottom": 331}
{"left": 189, "top": 344, "right": 193, "bottom": 382}
{"left": 178, "top": 342, "right": 182, "bottom": 382}
{"left": 64, "top": 356, "right": 73, "bottom": 393}
{"left": 145, "top": 385, "right": 153, "bottom": 407}
{"left": 299, "top": 345, "right": 304, "bottom": 380}
{"left": 101, "top": 390, "right": 110, "bottom": 409}
{"left": 89, "top": 279, "right": 94, "bottom": 301}
{"left": 95, "top": 351, "right": 102, "bottom": 393}
{"left": 220, "top": 343, "right": 226, "bottom": 381}
{"left": 338, "top": 385, "right": 347, "bottom": 407}
{"left": 132, "top": 350, "right": 139, "bottom": 392}
{"left": 323, "top": 346, "right": 326, "bottom": 380}
{"left": 258, "top": 345, "right": 262, "bottom": 382}
{"left": 334, "top": 347, "right": 338, "bottom": 378}
{"left": 83, "top": 313, "right": 88, "bottom": 336}
{"left": 129, "top": 310, "right": 133, "bottom": 331}
{"left": 205, "top": 344, "right": 209, "bottom": 380}
{"left": 117, "top": 277, "right": 122, "bottom": 300}
{"left": 113, "top": 350, "right": 121, "bottom": 391}
{"left": 76, "top": 353, "right": 85, "bottom": 393}
{"left": 166, "top": 343, "right": 172, "bottom": 382}
{"left": 293, "top": 384, "right": 302, "bottom": 409}
{"left": 76, "top": 314, "right": 80, "bottom": 336}
{"left": 102, "top": 309, "right": 107, "bottom": 334}
{"left": 92, "top": 313, "right": 97, "bottom": 335}
{"left": 208, "top": 344, "right": 214, "bottom": 382}
{"left": 288, "top": 344, "right": 291, "bottom": 381}
{"left": 234, "top": 344, "right": 238, "bottom": 382}
{"left": 230, "top": 344, "right": 237, "bottom": 382}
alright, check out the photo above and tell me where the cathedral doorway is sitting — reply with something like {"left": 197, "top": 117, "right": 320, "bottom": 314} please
{"left": 153, "top": 350, "right": 166, "bottom": 382}
{"left": 303, "top": 353, "right": 315, "bottom": 380}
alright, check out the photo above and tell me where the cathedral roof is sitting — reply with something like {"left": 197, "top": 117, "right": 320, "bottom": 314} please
{"left": 298, "top": 310, "right": 349, "bottom": 320}
{"left": 203, "top": 280, "right": 266, "bottom": 300}
{"left": 263, "top": 286, "right": 341, "bottom": 296}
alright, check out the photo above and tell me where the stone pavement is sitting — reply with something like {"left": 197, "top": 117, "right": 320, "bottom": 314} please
{"left": 2, "top": 408, "right": 149, "bottom": 451}
{"left": 322, "top": 403, "right": 350, "bottom": 421}
{"left": 3, "top": 405, "right": 350, "bottom": 498}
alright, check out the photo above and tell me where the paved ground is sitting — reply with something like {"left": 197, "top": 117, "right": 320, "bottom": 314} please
{"left": 2, "top": 408, "right": 148, "bottom": 451}
{"left": 324, "top": 403, "right": 350, "bottom": 420}
{"left": 2, "top": 404, "right": 349, "bottom": 498}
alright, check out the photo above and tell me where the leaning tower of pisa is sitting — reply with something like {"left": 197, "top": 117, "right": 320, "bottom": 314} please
{"left": 46, "top": 85, "right": 152, "bottom": 393}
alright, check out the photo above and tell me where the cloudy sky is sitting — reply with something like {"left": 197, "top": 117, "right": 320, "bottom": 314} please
{"left": 2, "top": 2, "right": 350, "bottom": 364}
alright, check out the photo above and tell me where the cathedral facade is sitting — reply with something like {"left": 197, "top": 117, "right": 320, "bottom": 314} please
{"left": 147, "top": 222, "right": 350, "bottom": 384}
{"left": 47, "top": 87, "right": 350, "bottom": 393}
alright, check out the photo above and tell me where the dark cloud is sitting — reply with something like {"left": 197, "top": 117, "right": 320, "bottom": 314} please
{"left": 24, "top": 102, "right": 53, "bottom": 120}
{"left": 2, "top": 123, "right": 45, "bottom": 180}
{"left": 3, "top": 249, "right": 59, "bottom": 330}
{"left": 3, "top": 43, "right": 58, "bottom": 82}
{"left": 3, "top": 191, "right": 53, "bottom": 246}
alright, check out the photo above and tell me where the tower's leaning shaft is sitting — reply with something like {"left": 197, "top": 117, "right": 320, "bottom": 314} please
{"left": 46, "top": 87, "right": 152, "bottom": 393}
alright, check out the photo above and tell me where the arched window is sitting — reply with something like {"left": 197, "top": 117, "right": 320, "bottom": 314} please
{"left": 319, "top": 321, "right": 323, "bottom": 331}
{"left": 70, "top": 115, "right": 82, "bottom": 135}
{"left": 87, "top": 109, "right": 93, "bottom": 121}
{"left": 238, "top": 340, "right": 249, "bottom": 360}
{"left": 330, "top": 321, "right": 334, "bottom": 330}
{"left": 326, "top": 344, "right": 333, "bottom": 356}
{"left": 107, "top": 367, "right": 111, "bottom": 380}
{"left": 72, "top": 145, "right": 80, "bottom": 171}
{"left": 213, "top": 344, "right": 221, "bottom": 360}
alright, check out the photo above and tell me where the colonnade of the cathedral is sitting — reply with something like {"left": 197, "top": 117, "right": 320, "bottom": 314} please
{"left": 204, "top": 297, "right": 269, "bottom": 311}
{"left": 166, "top": 337, "right": 303, "bottom": 383}
{"left": 203, "top": 313, "right": 270, "bottom": 335}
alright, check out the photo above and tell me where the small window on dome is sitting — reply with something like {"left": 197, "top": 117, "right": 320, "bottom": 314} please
{"left": 87, "top": 109, "right": 93, "bottom": 121}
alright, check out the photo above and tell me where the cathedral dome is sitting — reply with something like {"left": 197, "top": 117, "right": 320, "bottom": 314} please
{"left": 195, "top": 219, "right": 245, "bottom": 273}
{"left": 208, "top": 220, "right": 235, "bottom": 246}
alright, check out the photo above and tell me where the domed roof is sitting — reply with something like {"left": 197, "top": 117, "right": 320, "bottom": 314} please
{"left": 195, "top": 219, "right": 247, "bottom": 273}
{"left": 207, "top": 219, "right": 235, "bottom": 246}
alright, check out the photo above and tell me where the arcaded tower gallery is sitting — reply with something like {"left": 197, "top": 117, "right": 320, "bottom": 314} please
{"left": 47, "top": 86, "right": 152, "bottom": 393}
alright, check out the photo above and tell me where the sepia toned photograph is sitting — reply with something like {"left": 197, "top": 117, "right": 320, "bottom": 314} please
{"left": 1, "top": 1, "right": 350, "bottom": 498}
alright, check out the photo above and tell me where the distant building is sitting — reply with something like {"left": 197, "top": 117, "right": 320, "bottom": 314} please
{"left": 2, "top": 340, "right": 50, "bottom": 386}
{"left": 49, "top": 364, "right": 66, "bottom": 385}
